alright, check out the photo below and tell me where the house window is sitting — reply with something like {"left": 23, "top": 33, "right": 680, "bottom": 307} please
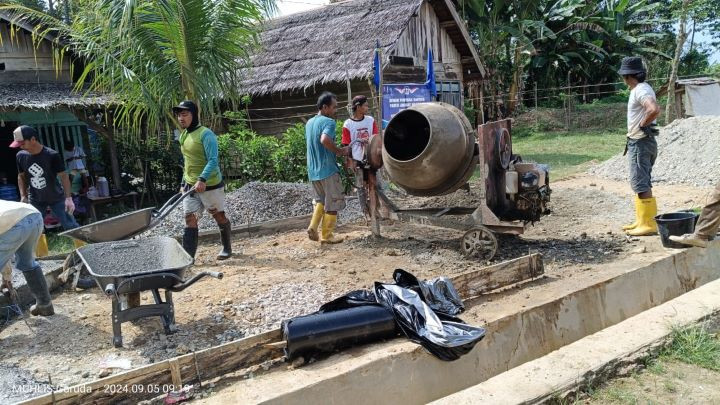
{"left": 437, "top": 81, "right": 462, "bottom": 109}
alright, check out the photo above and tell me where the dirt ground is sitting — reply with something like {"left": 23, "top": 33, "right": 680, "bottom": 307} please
{"left": 583, "top": 360, "right": 720, "bottom": 404}
{"left": 0, "top": 173, "right": 714, "bottom": 403}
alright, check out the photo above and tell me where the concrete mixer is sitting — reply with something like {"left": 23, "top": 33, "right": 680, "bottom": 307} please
{"left": 368, "top": 102, "right": 551, "bottom": 260}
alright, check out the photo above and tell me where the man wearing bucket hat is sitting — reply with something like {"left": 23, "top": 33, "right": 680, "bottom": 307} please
{"left": 669, "top": 186, "right": 720, "bottom": 248}
{"left": 618, "top": 56, "right": 661, "bottom": 236}
{"left": 173, "top": 100, "right": 233, "bottom": 261}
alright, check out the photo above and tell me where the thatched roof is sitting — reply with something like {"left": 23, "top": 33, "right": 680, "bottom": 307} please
{"left": 0, "top": 84, "right": 113, "bottom": 110}
{"left": 241, "top": 0, "right": 484, "bottom": 96}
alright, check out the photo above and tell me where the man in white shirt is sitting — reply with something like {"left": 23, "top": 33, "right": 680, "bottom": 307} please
{"left": 0, "top": 200, "right": 55, "bottom": 316}
{"left": 341, "top": 95, "right": 378, "bottom": 219}
{"left": 618, "top": 57, "right": 661, "bottom": 236}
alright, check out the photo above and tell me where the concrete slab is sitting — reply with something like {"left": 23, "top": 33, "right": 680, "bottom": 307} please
{"left": 432, "top": 277, "right": 720, "bottom": 404}
{"left": 198, "top": 242, "right": 720, "bottom": 405}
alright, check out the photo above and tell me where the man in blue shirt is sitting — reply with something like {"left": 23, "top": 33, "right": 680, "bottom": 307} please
{"left": 306, "top": 92, "right": 350, "bottom": 244}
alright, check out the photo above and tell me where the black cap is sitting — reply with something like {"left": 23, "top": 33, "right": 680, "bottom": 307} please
{"left": 172, "top": 100, "right": 198, "bottom": 115}
{"left": 618, "top": 57, "right": 646, "bottom": 75}
{"left": 10, "top": 125, "right": 38, "bottom": 148}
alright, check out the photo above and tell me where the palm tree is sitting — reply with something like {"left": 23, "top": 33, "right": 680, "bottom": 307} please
{"left": 0, "top": 0, "right": 277, "bottom": 134}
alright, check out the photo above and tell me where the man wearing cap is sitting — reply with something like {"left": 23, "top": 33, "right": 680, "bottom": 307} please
{"left": 173, "top": 101, "right": 232, "bottom": 260}
{"left": 306, "top": 91, "right": 350, "bottom": 244}
{"left": 618, "top": 56, "right": 661, "bottom": 236}
{"left": 1, "top": 200, "right": 55, "bottom": 316}
{"left": 12, "top": 126, "right": 80, "bottom": 249}
{"left": 341, "top": 95, "right": 378, "bottom": 219}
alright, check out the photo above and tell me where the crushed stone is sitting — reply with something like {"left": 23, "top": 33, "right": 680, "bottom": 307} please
{"left": 144, "top": 181, "right": 364, "bottom": 238}
{"left": 589, "top": 117, "right": 720, "bottom": 187}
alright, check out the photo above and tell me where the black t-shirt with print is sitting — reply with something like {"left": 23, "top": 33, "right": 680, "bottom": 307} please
{"left": 16, "top": 146, "right": 66, "bottom": 203}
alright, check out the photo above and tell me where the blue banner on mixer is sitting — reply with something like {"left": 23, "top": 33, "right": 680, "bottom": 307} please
{"left": 382, "top": 84, "right": 432, "bottom": 121}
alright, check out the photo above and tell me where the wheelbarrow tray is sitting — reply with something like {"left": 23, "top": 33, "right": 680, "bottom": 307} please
{"left": 75, "top": 237, "right": 193, "bottom": 294}
{"left": 60, "top": 207, "right": 155, "bottom": 243}
{"left": 60, "top": 189, "right": 193, "bottom": 243}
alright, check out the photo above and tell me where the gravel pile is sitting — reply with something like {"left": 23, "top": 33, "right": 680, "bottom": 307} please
{"left": 144, "top": 181, "right": 363, "bottom": 237}
{"left": 589, "top": 116, "right": 720, "bottom": 186}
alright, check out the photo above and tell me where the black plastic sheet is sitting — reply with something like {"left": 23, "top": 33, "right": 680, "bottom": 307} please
{"left": 282, "top": 269, "right": 485, "bottom": 362}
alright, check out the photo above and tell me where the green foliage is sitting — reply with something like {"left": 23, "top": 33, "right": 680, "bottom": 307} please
{"left": 111, "top": 133, "right": 183, "bottom": 199}
{"left": 217, "top": 120, "right": 310, "bottom": 186}
{"left": 0, "top": 0, "right": 278, "bottom": 135}
{"left": 662, "top": 325, "right": 720, "bottom": 371}
{"left": 272, "top": 124, "right": 308, "bottom": 183}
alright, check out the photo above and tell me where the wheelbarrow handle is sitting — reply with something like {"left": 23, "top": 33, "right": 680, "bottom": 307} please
{"left": 149, "top": 188, "right": 196, "bottom": 227}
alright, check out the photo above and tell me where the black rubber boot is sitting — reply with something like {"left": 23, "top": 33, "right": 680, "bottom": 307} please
{"left": 22, "top": 265, "right": 54, "bottom": 316}
{"left": 182, "top": 227, "right": 199, "bottom": 259}
{"left": 217, "top": 222, "right": 232, "bottom": 260}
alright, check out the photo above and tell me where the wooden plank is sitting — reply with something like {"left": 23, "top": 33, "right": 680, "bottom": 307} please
{"left": 20, "top": 329, "right": 283, "bottom": 405}
{"left": 451, "top": 253, "right": 544, "bottom": 298}
{"left": 168, "top": 359, "right": 182, "bottom": 390}
{"left": 196, "top": 214, "right": 312, "bottom": 242}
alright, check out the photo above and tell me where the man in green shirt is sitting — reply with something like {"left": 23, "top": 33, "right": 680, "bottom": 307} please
{"left": 173, "top": 101, "right": 232, "bottom": 260}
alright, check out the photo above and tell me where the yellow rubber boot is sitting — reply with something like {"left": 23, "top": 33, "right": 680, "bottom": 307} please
{"left": 626, "top": 197, "right": 658, "bottom": 236}
{"left": 320, "top": 214, "right": 343, "bottom": 244}
{"left": 36, "top": 234, "right": 49, "bottom": 257}
{"left": 73, "top": 239, "right": 86, "bottom": 249}
{"left": 622, "top": 196, "right": 641, "bottom": 231}
{"left": 307, "top": 202, "right": 324, "bottom": 241}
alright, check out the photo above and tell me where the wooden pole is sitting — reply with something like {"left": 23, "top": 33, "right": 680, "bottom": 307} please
{"left": 341, "top": 41, "right": 353, "bottom": 117}
{"left": 534, "top": 82, "right": 538, "bottom": 128}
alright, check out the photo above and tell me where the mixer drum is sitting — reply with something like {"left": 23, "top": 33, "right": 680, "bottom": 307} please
{"left": 382, "top": 102, "right": 477, "bottom": 196}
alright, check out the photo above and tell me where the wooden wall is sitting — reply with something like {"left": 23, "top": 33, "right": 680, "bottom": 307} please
{"left": 247, "top": 80, "right": 379, "bottom": 136}
{"left": 0, "top": 21, "right": 72, "bottom": 84}
{"left": 391, "top": 1, "right": 464, "bottom": 82}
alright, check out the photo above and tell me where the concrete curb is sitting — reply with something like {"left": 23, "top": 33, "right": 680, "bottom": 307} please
{"left": 432, "top": 277, "right": 720, "bottom": 404}
{"left": 200, "top": 242, "right": 720, "bottom": 404}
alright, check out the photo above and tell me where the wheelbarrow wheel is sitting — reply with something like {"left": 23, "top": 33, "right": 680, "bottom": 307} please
{"left": 461, "top": 226, "right": 498, "bottom": 260}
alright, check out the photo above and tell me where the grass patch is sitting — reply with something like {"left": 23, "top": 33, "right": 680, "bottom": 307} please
{"left": 512, "top": 129, "right": 626, "bottom": 180}
{"left": 661, "top": 325, "right": 720, "bottom": 371}
{"left": 591, "top": 386, "right": 638, "bottom": 404}
{"left": 47, "top": 233, "right": 75, "bottom": 256}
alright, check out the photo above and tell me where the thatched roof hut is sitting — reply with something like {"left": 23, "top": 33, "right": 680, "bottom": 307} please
{"left": 243, "top": 0, "right": 485, "bottom": 134}
{"left": 242, "top": 0, "right": 483, "bottom": 96}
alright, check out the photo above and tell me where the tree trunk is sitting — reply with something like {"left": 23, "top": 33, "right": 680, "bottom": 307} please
{"left": 48, "top": 0, "right": 54, "bottom": 13}
{"left": 666, "top": 0, "right": 691, "bottom": 125}
{"left": 508, "top": 44, "right": 522, "bottom": 114}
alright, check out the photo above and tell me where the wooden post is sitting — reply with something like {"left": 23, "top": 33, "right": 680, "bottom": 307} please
{"left": 534, "top": 82, "right": 538, "bottom": 127}
{"left": 479, "top": 85, "right": 485, "bottom": 124}
{"left": 565, "top": 72, "right": 571, "bottom": 131}
{"left": 341, "top": 41, "right": 353, "bottom": 117}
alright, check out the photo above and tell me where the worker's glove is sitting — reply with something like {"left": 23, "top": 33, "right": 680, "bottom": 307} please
{"left": 65, "top": 196, "right": 76, "bottom": 215}
{"left": 639, "top": 125, "right": 659, "bottom": 137}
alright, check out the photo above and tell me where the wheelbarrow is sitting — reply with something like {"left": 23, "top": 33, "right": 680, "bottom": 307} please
{"left": 58, "top": 189, "right": 195, "bottom": 289}
{"left": 75, "top": 237, "right": 223, "bottom": 347}
{"left": 60, "top": 188, "right": 195, "bottom": 243}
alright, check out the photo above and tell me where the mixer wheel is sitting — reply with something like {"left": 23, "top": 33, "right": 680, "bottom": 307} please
{"left": 461, "top": 226, "right": 498, "bottom": 260}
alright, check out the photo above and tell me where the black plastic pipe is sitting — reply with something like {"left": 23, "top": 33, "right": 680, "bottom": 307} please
{"left": 283, "top": 305, "right": 399, "bottom": 360}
